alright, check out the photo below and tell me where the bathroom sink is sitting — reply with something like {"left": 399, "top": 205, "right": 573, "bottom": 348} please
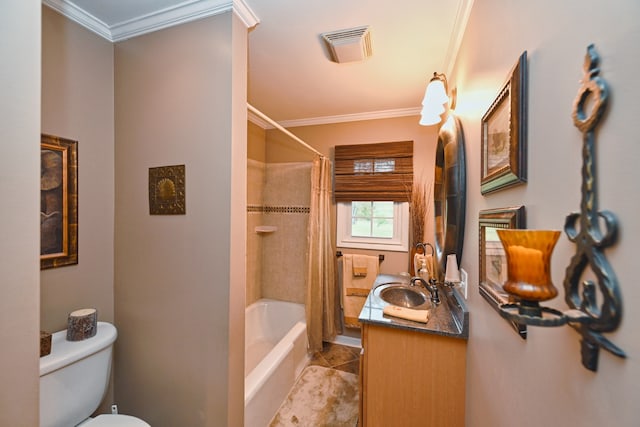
{"left": 375, "top": 285, "right": 428, "bottom": 308}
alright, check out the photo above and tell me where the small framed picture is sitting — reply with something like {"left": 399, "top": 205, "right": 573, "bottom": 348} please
{"left": 478, "top": 206, "right": 526, "bottom": 338}
{"left": 149, "top": 164, "right": 186, "bottom": 215}
{"left": 481, "top": 51, "right": 527, "bottom": 194}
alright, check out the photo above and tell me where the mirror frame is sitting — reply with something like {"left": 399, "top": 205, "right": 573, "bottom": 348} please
{"left": 433, "top": 115, "right": 466, "bottom": 279}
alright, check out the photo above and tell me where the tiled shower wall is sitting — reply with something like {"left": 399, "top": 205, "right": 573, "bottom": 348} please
{"left": 246, "top": 159, "right": 265, "bottom": 306}
{"left": 246, "top": 159, "right": 311, "bottom": 306}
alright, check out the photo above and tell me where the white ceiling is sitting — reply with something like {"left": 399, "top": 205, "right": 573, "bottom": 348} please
{"left": 42, "top": 0, "right": 474, "bottom": 126}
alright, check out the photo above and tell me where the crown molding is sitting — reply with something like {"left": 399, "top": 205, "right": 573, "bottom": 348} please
{"left": 276, "top": 107, "right": 422, "bottom": 129}
{"left": 247, "top": 109, "right": 271, "bottom": 129}
{"left": 247, "top": 107, "right": 422, "bottom": 130}
{"left": 444, "top": 0, "right": 475, "bottom": 77}
{"left": 42, "top": 0, "right": 259, "bottom": 42}
{"left": 231, "top": 0, "right": 260, "bottom": 29}
{"left": 42, "top": 0, "right": 112, "bottom": 40}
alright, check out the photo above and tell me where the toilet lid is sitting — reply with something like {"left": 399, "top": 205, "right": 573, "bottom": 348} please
{"left": 81, "top": 414, "right": 151, "bottom": 427}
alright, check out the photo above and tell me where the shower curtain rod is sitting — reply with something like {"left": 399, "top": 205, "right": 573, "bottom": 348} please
{"left": 247, "top": 103, "right": 323, "bottom": 157}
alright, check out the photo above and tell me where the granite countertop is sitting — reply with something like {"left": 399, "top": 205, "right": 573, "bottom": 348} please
{"left": 358, "top": 273, "right": 470, "bottom": 339}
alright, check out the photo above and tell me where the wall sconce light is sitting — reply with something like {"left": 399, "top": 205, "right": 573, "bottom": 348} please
{"left": 419, "top": 72, "right": 457, "bottom": 126}
{"left": 495, "top": 45, "right": 625, "bottom": 372}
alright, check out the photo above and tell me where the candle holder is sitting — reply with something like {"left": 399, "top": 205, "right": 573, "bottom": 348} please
{"left": 497, "top": 230, "right": 563, "bottom": 321}
{"left": 496, "top": 45, "right": 625, "bottom": 372}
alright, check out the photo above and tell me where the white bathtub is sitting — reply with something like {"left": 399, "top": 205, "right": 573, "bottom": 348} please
{"left": 244, "top": 299, "right": 309, "bottom": 426}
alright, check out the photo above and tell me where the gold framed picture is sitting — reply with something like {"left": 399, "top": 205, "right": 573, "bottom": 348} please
{"left": 149, "top": 164, "right": 186, "bottom": 215}
{"left": 41, "top": 134, "right": 78, "bottom": 269}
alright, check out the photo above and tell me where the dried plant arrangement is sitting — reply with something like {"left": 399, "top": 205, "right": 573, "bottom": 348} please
{"left": 410, "top": 180, "right": 431, "bottom": 246}
{"left": 409, "top": 179, "right": 432, "bottom": 273}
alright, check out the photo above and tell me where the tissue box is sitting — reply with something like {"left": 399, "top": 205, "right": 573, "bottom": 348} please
{"left": 40, "top": 331, "right": 52, "bottom": 357}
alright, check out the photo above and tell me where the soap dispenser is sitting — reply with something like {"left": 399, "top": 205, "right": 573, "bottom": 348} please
{"left": 417, "top": 258, "right": 430, "bottom": 281}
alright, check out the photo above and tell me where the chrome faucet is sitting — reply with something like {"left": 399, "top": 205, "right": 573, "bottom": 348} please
{"left": 410, "top": 277, "right": 441, "bottom": 305}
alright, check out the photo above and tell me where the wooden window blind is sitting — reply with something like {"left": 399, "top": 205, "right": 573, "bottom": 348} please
{"left": 334, "top": 141, "right": 413, "bottom": 202}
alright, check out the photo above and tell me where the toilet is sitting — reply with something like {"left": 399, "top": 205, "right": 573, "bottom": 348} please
{"left": 39, "top": 321, "right": 150, "bottom": 427}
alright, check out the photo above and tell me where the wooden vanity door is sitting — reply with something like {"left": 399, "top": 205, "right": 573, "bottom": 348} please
{"left": 360, "top": 323, "right": 466, "bottom": 427}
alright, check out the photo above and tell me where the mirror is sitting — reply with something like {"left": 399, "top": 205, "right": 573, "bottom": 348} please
{"left": 433, "top": 115, "right": 466, "bottom": 279}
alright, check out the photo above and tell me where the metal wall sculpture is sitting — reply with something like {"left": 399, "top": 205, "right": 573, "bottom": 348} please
{"left": 563, "top": 44, "right": 625, "bottom": 371}
{"left": 497, "top": 45, "right": 625, "bottom": 372}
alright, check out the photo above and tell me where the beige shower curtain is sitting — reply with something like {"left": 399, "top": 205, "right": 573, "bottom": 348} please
{"left": 306, "top": 154, "right": 338, "bottom": 353}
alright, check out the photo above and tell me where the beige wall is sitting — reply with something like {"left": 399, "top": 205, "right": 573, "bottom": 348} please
{"left": 227, "top": 14, "right": 248, "bottom": 425}
{"left": 41, "top": 6, "right": 115, "bottom": 333}
{"left": 41, "top": 6, "right": 116, "bottom": 413}
{"left": 453, "top": 1, "right": 640, "bottom": 426}
{"left": 113, "top": 12, "right": 246, "bottom": 426}
{"left": 0, "top": 1, "right": 41, "bottom": 425}
{"left": 248, "top": 120, "right": 267, "bottom": 162}
{"left": 271, "top": 116, "right": 439, "bottom": 275}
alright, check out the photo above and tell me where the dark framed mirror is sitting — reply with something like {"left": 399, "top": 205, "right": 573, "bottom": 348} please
{"left": 433, "top": 115, "right": 466, "bottom": 279}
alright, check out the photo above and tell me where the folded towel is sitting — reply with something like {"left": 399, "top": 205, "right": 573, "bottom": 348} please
{"left": 424, "top": 254, "right": 435, "bottom": 280}
{"left": 383, "top": 305, "right": 430, "bottom": 323}
{"left": 346, "top": 287, "right": 371, "bottom": 297}
{"left": 413, "top": 253, "right": 425, "bottom": 277}
{"left": 352, "top": 254, "right": 369, "bottom": 277}
{"left": 341, "top": 254, "right": 380, "bottom": 328}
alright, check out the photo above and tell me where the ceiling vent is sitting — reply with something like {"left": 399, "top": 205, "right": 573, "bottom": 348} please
{"left": 321, "top": 26, "right": 372, "bottom": 63}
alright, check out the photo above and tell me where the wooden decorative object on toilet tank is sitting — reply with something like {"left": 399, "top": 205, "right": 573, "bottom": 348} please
{"left": 66, "top": 308, "right": 98, "bottom": 341}
{"left": 40, "top": 331, "right": 52, "bottom": 357}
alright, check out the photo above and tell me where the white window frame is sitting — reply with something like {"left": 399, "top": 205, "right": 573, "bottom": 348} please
{"left": 336, "top": 201, "right": 409, "bottom": 252}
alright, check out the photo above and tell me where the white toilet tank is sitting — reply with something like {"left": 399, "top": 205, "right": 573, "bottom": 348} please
{"left": 40, "top": 322, "right": 117, "bottom": 427}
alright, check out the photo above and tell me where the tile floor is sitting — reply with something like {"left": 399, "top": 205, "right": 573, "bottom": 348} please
{"left": 308, "top": 341, "right": 361, "bottom": 375}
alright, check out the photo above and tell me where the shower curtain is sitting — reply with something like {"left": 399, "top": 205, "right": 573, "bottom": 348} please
{"left": 306, "top": 155, "right": 338, "bottom": 352}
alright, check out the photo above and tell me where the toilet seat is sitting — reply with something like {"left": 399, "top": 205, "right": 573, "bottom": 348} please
{"left": 80, "top": 414, "right": 151, "bottom": 427}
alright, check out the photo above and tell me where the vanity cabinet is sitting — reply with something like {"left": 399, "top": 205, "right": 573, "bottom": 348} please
{"left": 359, "top": 322, "right": 467, "bottom": 427}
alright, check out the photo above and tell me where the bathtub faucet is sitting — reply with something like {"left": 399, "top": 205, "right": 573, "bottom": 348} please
{"left": 410, "top": 277, "right": 441, "bottom": 305}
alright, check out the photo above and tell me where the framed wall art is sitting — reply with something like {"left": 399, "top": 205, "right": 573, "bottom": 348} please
{"left": 481, "top": 51, "right": 528, "bottom": 194}
{"left": 478, "top": 206, "right": 526, "bottom": 338}
{"left": 149, "top": 164, "right": 186, "bottom": 215}
{"left": 41, "top": 134, "right": 78, "bottom": 270}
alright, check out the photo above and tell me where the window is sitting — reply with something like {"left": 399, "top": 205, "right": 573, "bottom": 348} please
{"left": 337, "top": 201, "right": 409, "bottom": 252}
{"left": 334, "top": 141, "right": 413, "bottom": 202}
{"left": 333, "top": 141, "right": 413, "bottom": 251}
{"left": 352, "top": 201, "right": 393, "bottom": 238}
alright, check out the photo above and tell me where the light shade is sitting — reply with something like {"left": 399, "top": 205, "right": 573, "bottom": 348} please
{"left": 423, "top": 77, "right": 449, "bottom": 105}
{"left": 419, "top": 99, "right": 446, "bottom": 125}
{"left": 419, "top": 72, "right": 450, "bottom": 126}
{"left": 418, "top": 111, "right": 444, "bottom": 126}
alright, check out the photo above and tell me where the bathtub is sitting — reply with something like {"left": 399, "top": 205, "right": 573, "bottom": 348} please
{"left": 244, "top": 299, "right": 309, "bottom": 426}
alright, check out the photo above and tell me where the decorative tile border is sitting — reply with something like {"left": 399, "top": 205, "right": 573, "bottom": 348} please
{"left": 248, "top": 204, "right": 310, "bottom": 214}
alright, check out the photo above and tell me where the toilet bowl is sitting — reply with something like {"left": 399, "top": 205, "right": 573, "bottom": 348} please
{"left": 39, "top": 322, "right": 150, "bottom": 427}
